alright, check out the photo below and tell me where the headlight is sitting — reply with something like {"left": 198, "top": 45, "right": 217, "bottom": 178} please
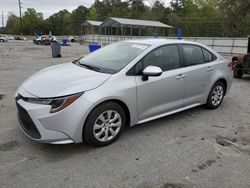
{"left": 26, "top": 92, "right": 83, "bottom": 113}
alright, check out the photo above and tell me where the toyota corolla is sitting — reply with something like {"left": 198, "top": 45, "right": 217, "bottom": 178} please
{"left": 15, "top": 39, "right": 232, "bottom": 146}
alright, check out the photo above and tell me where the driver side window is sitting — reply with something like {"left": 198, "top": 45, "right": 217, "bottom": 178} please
{"left": 135, "top": 44, "right": 180, "bottom": 74}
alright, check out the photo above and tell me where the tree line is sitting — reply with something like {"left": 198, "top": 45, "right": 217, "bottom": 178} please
{"left": 1, "top": 0, "right": 250, "bottom": 37}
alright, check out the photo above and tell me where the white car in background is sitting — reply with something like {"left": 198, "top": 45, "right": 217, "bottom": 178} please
{"left": 0, "top": 34, "right": 8, "bottom": 42}
{"left": 7, "top": 35, "right": 15, "bottom": 40}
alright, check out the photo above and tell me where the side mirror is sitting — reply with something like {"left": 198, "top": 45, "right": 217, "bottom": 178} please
{"left": 142, "top": 66, "right": 163, "bottom": 81}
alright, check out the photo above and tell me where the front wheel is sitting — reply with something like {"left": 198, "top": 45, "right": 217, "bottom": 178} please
{"left": 83, "top": 102, "right": 126, "bottom": 146}
{"left": 206, "top": 81, "right": 225, "bottom": 109}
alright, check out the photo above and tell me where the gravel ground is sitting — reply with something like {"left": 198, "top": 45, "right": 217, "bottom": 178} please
{"left": 0, "top": 41, "right": 250, "bottom": 188}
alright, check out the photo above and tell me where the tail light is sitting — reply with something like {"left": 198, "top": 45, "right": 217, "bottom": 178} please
{"left": 228, "top": 61, "right": 237, "bottom": 70}
{"left": 228, "top": 62, "right": 234, "bottom": 70}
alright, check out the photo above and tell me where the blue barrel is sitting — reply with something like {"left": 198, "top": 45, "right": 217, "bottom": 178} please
{"left": 62, "top": 39, "right": 69, "bottom": 46}
{"left": 88, "top": 44, "right": 101, "bottom": 53}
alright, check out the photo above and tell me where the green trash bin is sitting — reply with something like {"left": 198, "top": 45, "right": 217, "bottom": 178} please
{"left": 51, "top": 41, "right": 61, "bottom": 58}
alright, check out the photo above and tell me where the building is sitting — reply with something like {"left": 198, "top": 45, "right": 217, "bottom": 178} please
{"left": 82, "top": 17, "right": 173, "bottom": 36}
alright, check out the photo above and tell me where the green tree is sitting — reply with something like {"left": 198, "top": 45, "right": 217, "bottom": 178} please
{"left": 71, "top": 5, "right": 89, "bottom": 34}
{"left": 3, "top": 0, "right": 250, "bottom": 37}
{"left": 88, "top": 7, "right": 98, "bottom": 20}
{"left": 170, "top": 0, "right": 187, "bottom": 15}
{"left": 63, "top": 12, "right": 73, "bottom": 34}
{"left": 129, "top": 0, "right": 147, "bottom": 19}
{"left": 46, "top": 9, "right": 71, "bottom": 35}
{"left": 93, "top": 0, "right": 111, "bottom": 20}
{"left": 110, "top": 0, "right": 130, "bottom": 18}
{"left": 22, "top": 8, "right": 44, "bottom": 35}
{"left": 5, "top": 14, "right": 20, "bottom": 34}
{"left": 218, "top": 0, "right": 250, "bottom": 36}
{"left": 151, "top": 0, "right": 166, "bottom": 20}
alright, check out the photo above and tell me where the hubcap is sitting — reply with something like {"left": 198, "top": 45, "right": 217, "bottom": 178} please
{"left": 211, "top": 85, "right": 224, "bottom": 106}
{"left": 93, "top": 110, "right": 122, "bottom": 142}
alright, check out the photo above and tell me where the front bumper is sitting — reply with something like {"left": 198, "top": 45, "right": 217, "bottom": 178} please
{"left": 15, "top": 88, "right": 93, "bottom": 144}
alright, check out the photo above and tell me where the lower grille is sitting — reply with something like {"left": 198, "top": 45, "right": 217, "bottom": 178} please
{"left": 16, "top": 102, "right": 41, "bottom": 139}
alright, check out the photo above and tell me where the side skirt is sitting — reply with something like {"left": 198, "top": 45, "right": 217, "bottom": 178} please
{"left": 136, "top": 103, "right": 202, "bottom": 125}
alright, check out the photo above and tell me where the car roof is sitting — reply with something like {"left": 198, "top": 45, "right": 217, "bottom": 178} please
{"left": 125, "top": 38, "right": 199, "bottom": 46}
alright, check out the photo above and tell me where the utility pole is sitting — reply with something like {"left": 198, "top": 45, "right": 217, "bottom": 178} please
{"left": 1, "top": 11, "right": 4, "bottom": 33}
{"left": 1, "top": 11, "right": 3, "bottom": 27}
{"left": 18, "top": 0, "right": 23, "bottom": 35}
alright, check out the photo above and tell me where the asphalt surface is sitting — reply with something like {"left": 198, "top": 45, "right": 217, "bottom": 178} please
{"left": 0, "top": 41, "right": 250, "bottom": 188}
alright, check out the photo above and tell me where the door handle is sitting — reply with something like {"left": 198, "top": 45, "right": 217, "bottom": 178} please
{"left": 206, "top": 67, "right": 214, "bottom": 72}
{"left": 176, "top": 74, "right": 186, "bottom": 80}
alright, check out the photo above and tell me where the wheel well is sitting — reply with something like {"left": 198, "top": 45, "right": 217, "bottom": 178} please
{"left": 217, "top": 78, "right": 227, "bottom": 95}
{"left": 92, "top": 99, "right": 131, "bottom": 127}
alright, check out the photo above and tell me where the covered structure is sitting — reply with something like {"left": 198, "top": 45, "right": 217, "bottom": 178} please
{"left": 100, "top": 17, "right": 173, "bottom": 36}
{"left": 81, "top": 20, "right": 103, "bottom": 35}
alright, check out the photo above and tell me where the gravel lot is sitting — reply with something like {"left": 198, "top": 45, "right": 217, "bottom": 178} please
{"left": 0, "top": 41, "right": 250, "bottom": 188}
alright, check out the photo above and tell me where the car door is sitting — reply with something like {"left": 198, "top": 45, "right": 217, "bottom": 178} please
{"left": 181, "top": 44, "right": 217, "bottom": 106}
{"left": 135, "top": 44, "right": 186, "bottom": 120}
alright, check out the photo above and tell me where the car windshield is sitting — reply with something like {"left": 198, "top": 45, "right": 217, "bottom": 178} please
{"left": 78, "top": 42, "right": 150, "bottom": 74}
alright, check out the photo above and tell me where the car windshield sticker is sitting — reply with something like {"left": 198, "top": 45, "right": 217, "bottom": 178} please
{"left": 132, "top": 44, "right": 148, "bottom": 50}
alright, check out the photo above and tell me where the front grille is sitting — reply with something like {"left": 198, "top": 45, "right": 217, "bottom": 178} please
{"left": 16, "top": 101, "right": 41, "bottom": 139}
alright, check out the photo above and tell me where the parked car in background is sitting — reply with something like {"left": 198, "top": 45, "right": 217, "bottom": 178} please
{"left": 14, "top": 36, "right": 27, "bottom": 40}
{"left": 0, "top": 34, "right": 8, "bottom": 42}
{"left": 68, "top": 36, "right": 77, "bottom": 42}
{"left": 34, "top": 35, "right": 56, "bottom": 45}
{"left": 7, "top": 35, "right": 15, "bottom": 40}
{"left": 232, "top": 37, "right": 250, "bottom": 78}
{"left": 15, "top": 39, "right": 232, "bottom": 146}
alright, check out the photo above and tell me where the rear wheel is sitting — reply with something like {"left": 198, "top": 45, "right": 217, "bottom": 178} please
{"left": 206, "top": 81, "right": 225, "bottom": 109}
{"left": 233, "top": 68, "right": 243, "bottom": 78}
{"left": 83, "top": 102, "right": 126, "bottom": 146}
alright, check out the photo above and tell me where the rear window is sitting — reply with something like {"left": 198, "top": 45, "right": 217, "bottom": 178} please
{"left": 202, "top": 48, "right": 216, "bottom": 62}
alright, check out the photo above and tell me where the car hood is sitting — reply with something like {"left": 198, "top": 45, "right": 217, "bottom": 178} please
{"left": 21, "top": 63, "right": 111, "bottom": 98}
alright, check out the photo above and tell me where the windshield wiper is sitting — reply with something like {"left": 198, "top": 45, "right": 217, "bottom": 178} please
{"left": 73, "top": 60, "right": 102, "bottom": 72}
{"left": 80, "top": 63, "right": 102, "bottom": 72}
{"left": 72, "top": 59, "right": 80, "bottom": 64}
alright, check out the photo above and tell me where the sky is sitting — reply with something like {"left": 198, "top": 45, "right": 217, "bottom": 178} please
{"left": 1, "top": 0, "right": 171, "bottom": 26}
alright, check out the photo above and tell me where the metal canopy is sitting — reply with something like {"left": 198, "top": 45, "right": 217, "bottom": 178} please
{"left": 82, "top": 20, "right": 103, "bottom": 27}
{"left": 100, "top": 17, "right": 173, "bottom": 28}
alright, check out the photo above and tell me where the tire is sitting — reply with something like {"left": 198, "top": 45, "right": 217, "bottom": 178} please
{"left": 83, "top": 102, "right": 126, "bottom": 146}
{"left": 233, "top": 69, "right": 243, "bottom": 78}
{"left": 206, "top": 81, "right": 225, "bottom": 109}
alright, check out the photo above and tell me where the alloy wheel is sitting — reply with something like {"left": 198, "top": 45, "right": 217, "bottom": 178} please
{"left": 93, "top": 110, "right": 122, "bottom": 142}
{"left": 211, "top": 85, "right": 224, "bottom": 106}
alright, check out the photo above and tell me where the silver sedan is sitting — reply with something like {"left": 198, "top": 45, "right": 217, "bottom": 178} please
{"left": 15, "top": 39, "right": 233, "bottom": 146}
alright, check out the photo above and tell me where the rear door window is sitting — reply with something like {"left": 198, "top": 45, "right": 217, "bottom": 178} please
{"left": 182, "top": 45, "right": 204, "bottom": 66}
